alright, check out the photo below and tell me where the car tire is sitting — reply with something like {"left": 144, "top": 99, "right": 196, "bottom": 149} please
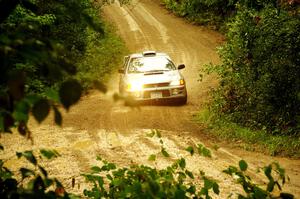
{"left": 176, "top": 96, "right": 187, "bottom": 105}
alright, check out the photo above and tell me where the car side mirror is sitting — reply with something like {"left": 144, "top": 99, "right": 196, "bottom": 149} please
{"left": 118, "top": 69, "right": 125, "bottom": 73}
{"left": 177, "top": 64, "right": 185, "bottom": 70}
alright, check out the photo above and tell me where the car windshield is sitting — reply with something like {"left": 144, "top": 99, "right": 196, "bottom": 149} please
{"left": 127, "top": 56, "right": 176, "bottom": 73}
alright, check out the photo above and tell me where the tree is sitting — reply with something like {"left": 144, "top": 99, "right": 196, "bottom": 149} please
{"left": 208, "top": 1, "right": 300, "bottom": 135}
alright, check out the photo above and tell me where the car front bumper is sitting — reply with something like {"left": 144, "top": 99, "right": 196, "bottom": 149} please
{"left": 124, "top": 85, "right": 187, "bottom": 101}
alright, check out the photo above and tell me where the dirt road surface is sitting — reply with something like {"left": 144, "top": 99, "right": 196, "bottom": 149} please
{"left": 1, "top": 0, "right": 300, "bottom": 198}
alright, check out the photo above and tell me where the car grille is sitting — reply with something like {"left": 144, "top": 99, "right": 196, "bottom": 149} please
{"left": 143, "top": 82, "right": 169, "bottom": 89}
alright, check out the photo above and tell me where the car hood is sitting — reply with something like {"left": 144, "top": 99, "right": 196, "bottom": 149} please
{"left": 125, "top": 70, "right": 182, "bottom": 84}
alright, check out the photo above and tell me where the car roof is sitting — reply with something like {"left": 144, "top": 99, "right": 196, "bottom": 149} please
{"left": 129, "top": 51, "right": 171, "bottom": 60}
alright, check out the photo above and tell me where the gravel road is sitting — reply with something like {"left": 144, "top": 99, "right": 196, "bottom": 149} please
{"left": 1, "top": 0, "right": 299, "bottom": 197}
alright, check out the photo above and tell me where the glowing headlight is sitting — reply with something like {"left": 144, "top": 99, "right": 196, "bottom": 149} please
{"left": 127, "top": 81, "right": 144, "bottom": 91}
{"left": 170, "top": 79, "right": 185, "bottom": 86}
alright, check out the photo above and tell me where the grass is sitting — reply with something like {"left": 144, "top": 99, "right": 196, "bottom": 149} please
{"left": 196, "top": 108, "right": 300, "bottom": 158}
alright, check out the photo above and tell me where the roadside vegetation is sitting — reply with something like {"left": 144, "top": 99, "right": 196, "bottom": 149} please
{"left": 0, "top": 0, "right": 297, "bottom": 198}
{"left": 1, "top": 130, "right": 293, "bottom": 198}
{"left": 162, "top": 0, "right": 300, "bottom": 156}
{"left": 197, "top": 109, "right": 300, "bottom": 157}
{"left": 161, "top": 0, "right": 236, "bottom": 31}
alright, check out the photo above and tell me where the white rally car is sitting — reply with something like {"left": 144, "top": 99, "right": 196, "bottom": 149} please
{"left": 118, "top": 51, "right": 187, "bottom": 104}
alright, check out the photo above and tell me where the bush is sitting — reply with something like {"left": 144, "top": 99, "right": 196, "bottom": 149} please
{"left": 161, "top": 0, "right": 237, "bottom": 30}
{"left": 76, "top": 25, "right": 127, "bottom": 90}
{"left": 206, "top": 2, "right": 300, "bottom": 135}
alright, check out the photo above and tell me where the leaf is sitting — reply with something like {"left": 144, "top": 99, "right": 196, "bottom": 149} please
{"left": 93, "top": 80, "right": 107, "bottom": 93}
{"left": 40, "top": 149, "right": 60, "bottom": 159}
{"left": 223, "top": 166, "right": 238, "bottom": 175}
{"left": 146, "top": 131, "right": 155, "bottom": 138}
{"left": 107, "top": 163, "right": 116, "bottom": 170}
{"left": 17, "top": 151, "right": 37, "bottom": 165}
{"left": 213, "top": 182, "right": 220, "bottom": 194}
{"left": 32, "top": 99, "right": 50, "bottom": 123}
{"left": 174, "top": 188, "right": 185, "bottom": 199}
{"left": 38, "top": 166, "right": 48, "bottom": 177}
{"left": 275, "top": 181, "right": 282, "bottom": 191}
{"left": 16, "top": 152, "right": 22, "bottom": 158}
{"left": 253, "top": 187, "right": 267, "bottom": 199}
{"left": 185, "top": 146, "right": 194, "bottom": 155}
{"left": 185, "top": 170, "right": 194, "bottom": 179}
{"left": 20, "top": 168, "right": 35, "bottom": 179}
{"left": 200, "top": 187, "right": 208, "bottom": 195}
{"left": 204, "top": 178, "right": 213, "bottom": 189}
{"left": 177, "top": 171, "right": 186, "bottom": 181}
{"left": 59, "top": 79, "right": 82, "bottom": 110}
{"left": 267, "top": 179, "right": 275, "bottom": 192}
{"left": 106, "top": 174, "right": 113, "bottom": 180}
{"left": 45, "top": 88, "right": 60, "bottom": 103}
{"left": 279, "top": 193, "right": 294, "bottom": 199}
{"left": 101, "top": 163, "right": 116, "bottom": 171}
{"left": 148, "top": 154, "right": 156, "bottom": 161}
{"left": 96, "top": 156, "right": 102, "bottom": 161}
{"left": 161, "top": 147, "right": 170, "bottom": 157}
{"left": 187, "top": 185, "right": 196, "bottom": 194}
{"left": 264, "top": 165, "right": 272, "bottom": 180}
{"left": 13, "top": 100, "right": 30, "bottom": 122}
{"left": 202, "top": 147, "right": 212, "bottom": 158}
{"left": 197, "top": 144, "right": 212, "bottom": 158}
{"left": 177, "top": 158, "right": 186, "bottom": 169}
{"left": 91, "top": 166, "right": 102, "bottom": 173}
{"left": 95, "top": 176, "right": 104, "bottom": 187}
{"left": 197, "top": 144, "right": 203, "bottom": 154}
{"left": 53, "top": 106, "right": 62, "bottom": 126}
{"left": 44, "top": 178, "right": 54, "bottom": 188}
{"left": 239, "top": 160, "right": 248, "bottom": 171}
{"left": 156, "top": 130, "right": 162, "bottom": 138}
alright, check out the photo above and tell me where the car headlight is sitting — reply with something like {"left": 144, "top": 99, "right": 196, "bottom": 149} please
{"left": 170, "top": 79, "right": 185, "bottom": 86}
{"left": 127, "top": 81, "right": 144, "bottom": 91}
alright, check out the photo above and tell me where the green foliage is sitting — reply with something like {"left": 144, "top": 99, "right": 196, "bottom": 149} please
{"left": 196, "top": 144, "right": 212, "bottom": 158}
{"left": 185, "top": 146, "right": 195, "bottom": 155}
{"left": 163, "top": 0, "right": 300, "bottom": 136}
{"left": 82, "top": 157, "right": 219, "bottom": 198}
{"left": 1, "top": 134, "right": 294, "bottom": 198}
{"left": 223, "top": 161, "right": 293, "bottom": 198}
{"left": 40, "top": 149, "right": 60, "bottom": 159}
{"left": 75, "top": 24, "right": 127, "bottom": 90}
{"left": 81, "top": 134, "right": 222, "bottom": 198}
{"left": 0, "top": 0, "right": 126, "bottom": 135}
{"left": 82, "top": 144, "right": 292, "bottom": 198}
{"left": 207, "top": 2, "right": 300, "bottom": 135}
{"left": 0, "top": 149, "right": 74, "bottom": 198}
{"left": 161, "top": 0, "right": 237, "bottom": 30}
{"left": 197, "top": 108, "right": 300, "bottom": 157}
{"left": 0, "top": 0, "right": 91, "bottom": 134}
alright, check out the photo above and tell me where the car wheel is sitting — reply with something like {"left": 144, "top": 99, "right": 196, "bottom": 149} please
{"left": 176, "top": 96, "right": 187, "bottom": 105}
